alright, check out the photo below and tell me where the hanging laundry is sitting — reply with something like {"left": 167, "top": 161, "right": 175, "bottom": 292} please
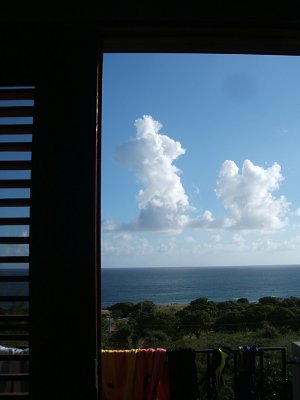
{"left": 236, "top": 345, "right": 259, "bottom": 400}
{"left": 134, "top": 348, "right": 169, "bottom": 400}
{"left": 101, "top": 348, "right": 169, "bottom": 400}
{"left": 101, "top": 349, "right": 138, "bottom": 400}
{"left": 200, "top": 348, "right": 229, "bottom": 399}
{"left": 167, "top": 348, "right": 200, "bottom": 400}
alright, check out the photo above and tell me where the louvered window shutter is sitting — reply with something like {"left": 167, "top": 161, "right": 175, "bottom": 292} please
{"left": 0, "top": 87, "right": 33, "bottom": 398}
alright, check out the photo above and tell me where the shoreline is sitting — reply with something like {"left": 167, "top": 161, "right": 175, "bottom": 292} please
{"left": 101, "top": 295, "right": 298, "bottom": 310}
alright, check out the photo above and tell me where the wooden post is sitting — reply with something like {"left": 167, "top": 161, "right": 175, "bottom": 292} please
{"left": 30, "top": 30, "right": 99, "bottom": 400}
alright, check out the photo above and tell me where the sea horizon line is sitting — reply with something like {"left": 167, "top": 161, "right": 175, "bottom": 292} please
{"left": 101, "top": 263, "right": 300, "bottom": 269}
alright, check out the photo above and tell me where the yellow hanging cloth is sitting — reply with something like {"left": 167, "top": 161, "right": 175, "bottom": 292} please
{"left": 101, "top": 349, "right": 138, "bottom": 400}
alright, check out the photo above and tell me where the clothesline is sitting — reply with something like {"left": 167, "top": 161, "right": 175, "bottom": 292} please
{"left": 101, "top": 345, "right": 277, "bottom": 400}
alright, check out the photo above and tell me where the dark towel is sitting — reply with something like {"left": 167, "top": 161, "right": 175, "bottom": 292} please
{"left": 236, "top": 345, "right": 259, "bottom": 400}
{"left": 167, "top": 348, "right": 200, "bottom": 400}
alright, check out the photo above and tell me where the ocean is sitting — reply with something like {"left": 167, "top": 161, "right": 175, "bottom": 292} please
{"left": 101, "top": 265, "right": 300, "bottom": 308}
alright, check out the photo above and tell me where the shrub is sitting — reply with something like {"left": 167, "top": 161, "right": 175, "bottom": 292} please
{"left": 256, "top": 322, "right": 279, "bottom": 339}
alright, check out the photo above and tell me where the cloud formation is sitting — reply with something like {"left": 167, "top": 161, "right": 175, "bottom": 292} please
{"left": 102, "top": 235, "right": 150, "bottom": 256}
{"left": 114, "top": 115, "right": 191, "bottom": 232}
{"left": 103, "top": 116, "right": 290, "bottom": 233}
{"left": 215, "top": 160, "right": 289, "bottom": 229}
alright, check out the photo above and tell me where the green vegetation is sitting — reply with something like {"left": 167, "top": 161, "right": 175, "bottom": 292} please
{"left": 101, "top": 296, "right": 300, "bottom": 399}
{"left": 102, "top": 296, "right": 300, "bottom": 349}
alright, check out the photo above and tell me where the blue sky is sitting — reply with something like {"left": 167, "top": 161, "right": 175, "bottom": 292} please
{"left": 101, "top": 53, "right": 300, "bottom": 268}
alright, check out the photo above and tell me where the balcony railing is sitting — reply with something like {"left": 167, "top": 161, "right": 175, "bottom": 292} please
{"left": 100, "top": 345, "right": 298, "bottom": 399}
{"left": 196, "top": 346, "right": 289, "bottom": 400}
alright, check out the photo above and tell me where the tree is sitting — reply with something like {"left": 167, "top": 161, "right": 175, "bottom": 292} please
{"left": 179, "top": 310, "right": 212, "bottom": 337}
{"left": 141, "top": 330, "right": 171, "bottom": 348}
{"left": 107, "top": 302, "right": 135, "bottom": 318}
{"left": 134, "top": 308, "right": 179, "bottom": 338}
{"left": 268, "top": 306, "right": 297, "bottom": 329}
{"left": 214, "top": 311, "right": 244, "bottom": 332}
{"left": 101, "top": 317, "right": 111, "bottom": 348}
{"left": 110, "top": 320, "right": 133, "bottom": 349}
{"left": 190, "top": 297, "right": 208, "bottom": 307}
{"left": 243, "top": 305, "right": 273, "bottom": 330}
{"left": 258, "top": 296, "right": 281, "bottom": 305}
{"left": 237, "top": 298, "right": 249, "bottom": 304}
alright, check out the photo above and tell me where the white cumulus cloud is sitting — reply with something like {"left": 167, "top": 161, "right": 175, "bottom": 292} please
{"left": 215, "top": 159, "right": 289, "bottom": 230}
{"left": 114, "top": 115, "right": 191, "bottom": 232}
